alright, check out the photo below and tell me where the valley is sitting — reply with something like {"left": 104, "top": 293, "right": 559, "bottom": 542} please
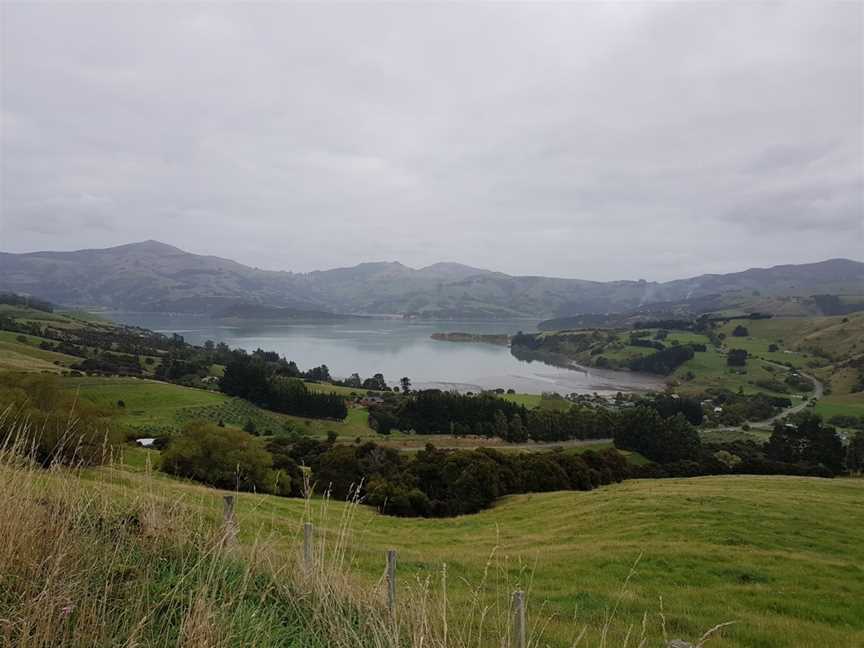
{"left": 1, "top": 267, "right": 862, "bottom": 648}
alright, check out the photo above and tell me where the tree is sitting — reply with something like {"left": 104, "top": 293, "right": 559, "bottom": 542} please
{"left": 221, "top": 353, "right": 347, "bottom": 420}
{"left": 628, "top": 345, "right": 694, "bottom": 375}
{"left": 508, "top": 414, "right": 528, "bottom": 443}
{"left": 400, "top": 376, "right": 412, "bottom": 394}
{"left": 847, "top": 431, "right": 864, "bottom": 473}
{"left": 732, "top": 325, "right": 749, "bottom": 337}
{"left": 493, "top": 410, "right": 509, "bottom": 440}
{"left": 614, "top": 408, "right": 701, "bottom": 463}
{"left": 316, "top": 445, "right": 362, "bottom": 500}
{"left": 653, "top": 395, "right": 703, "bottom": 425}
{"left": 368, "top": 407, "right": 399, "bottom": 435}
{"left": 727, "top": 349, "right": 748, "bottom": 367}
{"left": 766, "top": 413, "right": 844, "bottom": 474}
{"left": 220, "top": 353, "right": 270, "bottom": 402}
{"left": 304, "top": 364, "right": 331, "bottom": 382}
{"left": 243, "top": 418, "right": 258, "bottom": 436}
{"left": 161, "top": 422, "right": 277, "bottom": 493}
{"left": 362, "top": 373, "right": 388, "bottom": 391}
{"left": 345, "top": 373, "right": 362, "bottom": 388}
{"left": 264, "top": 437, "right": 305, "bottom": 496}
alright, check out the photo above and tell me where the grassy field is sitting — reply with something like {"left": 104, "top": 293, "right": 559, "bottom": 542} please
{"left": 0, "top": 304, "right": 111, "bottom": 331}
{"left": 66, "top": 376, "right": 230, "bottom": 427}
{"left": 63, "top": 375, "right": 609, "bottom": 449}
{"left": 727, "top": 313, "right": 864, "bottom": 361}
{"left": 672, "top": 344, "right": 805, "bottom": 398}
{"left": 502, "top": 392, "right": 543, "bottom": 408}
{"left": 63, "top": 376, "right": 383, "bottom": 440}
{"left": 698, "top": 426, "right": 773, "bottom": 444}
{"left": 826, "top": 367, "right": 860, "bottom": 395}
{"left": 91, "top": 456, "right": 864, "bottom": 648}
{"left": 502, "top": 392, "right": 572, "bottom": 411}
{"left": 814, "top": 394, "right": 864, "bottom": 420}
{"left": 713, "top": 321, "right": 822, "bottom": 369}
{"left": 0, "top": 330, "right": 82, "bottom": 372}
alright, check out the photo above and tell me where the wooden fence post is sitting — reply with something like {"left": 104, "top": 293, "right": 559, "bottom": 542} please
{"left": 223, "top": 495, "right": 237, "bottom": 545}
{"left": 303, "top": 522, "right": 314, "bottom": 568}
{"left": 386, "top": 549, "right": 397, "bottom": 616}
{"left": 512, "top": 590, "right": 526, "bottom": 648}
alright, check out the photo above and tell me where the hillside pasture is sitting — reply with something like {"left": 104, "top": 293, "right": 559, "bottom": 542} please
{"left": 719, "top": 314, "right": 864, "bottom": 362}
{"left": 814, "top": 394, "right": 864, "bottom": 420}
{"left": 63, "top": 375, "right": 386, "bottom": 440}
{"left": 66, "top": 376, "right": 231, "bottom": 432}
{"left": 88, "top": 460, "right": 864, "bottom": 648}
{"left": 0, "top": 331, "right": 81, "bottom": 372}
{"left": 672, "top": 346, "right": 796, "bottom": 397}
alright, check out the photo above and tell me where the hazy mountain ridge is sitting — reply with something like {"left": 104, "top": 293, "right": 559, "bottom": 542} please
{"left": 1, "top": 241, "right": 862, "bottom": 319}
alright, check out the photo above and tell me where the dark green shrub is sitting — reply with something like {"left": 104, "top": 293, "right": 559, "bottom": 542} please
{"left": 160, "top": 422, "right": 276, "bottom": 493}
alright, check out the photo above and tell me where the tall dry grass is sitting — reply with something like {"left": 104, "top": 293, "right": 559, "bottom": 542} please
{"left": 0, "top": 415, "right": 729, "bottom": 647}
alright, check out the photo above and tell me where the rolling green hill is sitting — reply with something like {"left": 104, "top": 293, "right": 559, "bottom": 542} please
{"left": 12, "top": 448, "right": 864, "bottom": 648}
{"left": 515, "top": 315, "right": 864, "bottom": 410}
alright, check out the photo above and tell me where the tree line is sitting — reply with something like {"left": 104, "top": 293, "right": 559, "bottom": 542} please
{"left": 368, "top": 390, "right": 712, "bottom": 444}
{"left": 159, "top": 424, "right": 630, "bottom": 517}
{"left": 219, "top": 351, "right": 348, "bottom": 420}
{"left": 616, "top": 407, "right": 852, "bottom": 478}
{"left": 626, "top": 344, "right": 694, "bottom": 374}
{"left": 157, "top": 405, "right": 863, "bottom": 518}
{"left": 367, "top": 389, "right": 630, "bottom": 443}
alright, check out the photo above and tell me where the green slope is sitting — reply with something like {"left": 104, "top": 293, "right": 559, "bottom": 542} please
{"left": 93, "top": 456, "right": 864, "bottom": 648}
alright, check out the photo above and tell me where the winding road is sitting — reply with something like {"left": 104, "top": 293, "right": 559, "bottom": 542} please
{"left": 761, "top": 363, "right": 824, "bottom": 425}
{"left": 709, "top": 361, "right": 825, "bottom": 433}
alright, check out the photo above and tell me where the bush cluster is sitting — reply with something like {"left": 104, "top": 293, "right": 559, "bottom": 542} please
{"left": 627, "top": 345, "right": 695, "bottom": 375}
{"left": 316, "top": 442, "right": 630, "bottom": 517}
{"left": 160, "top": 422, "right": 302, "bottom": 496}
{"left": 0, "top": 373, "right": 123, "bottom": 466}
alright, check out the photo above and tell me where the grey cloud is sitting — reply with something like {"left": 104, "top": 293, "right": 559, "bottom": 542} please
{"left": 1, "top": 2, "right": 861, "bottom": 280}
{"left": 723, "top": 182, "right": 863, "bottom": 233}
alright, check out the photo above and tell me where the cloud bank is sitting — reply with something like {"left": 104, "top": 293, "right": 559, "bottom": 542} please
{"left": 1, "top": 2, "right": 861, "bottom": 280}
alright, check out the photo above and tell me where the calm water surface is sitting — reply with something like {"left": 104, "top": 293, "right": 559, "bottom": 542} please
{"left": 108, "top": 313, "right": 663, "bottom": 395}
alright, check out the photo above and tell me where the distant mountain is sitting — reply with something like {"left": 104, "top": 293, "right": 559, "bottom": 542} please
{"left": 1, "top": 241, "right": 862, "bottom": 320}
{"left": 658, "top": 258, "right": 864, "bottom": 301}
{"left": 536, "top": 292, "right": 864, "bottom": 331}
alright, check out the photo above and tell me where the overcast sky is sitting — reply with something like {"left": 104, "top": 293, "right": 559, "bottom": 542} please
{"left": 1, "top": 2, "right": 862, "bottom": 281}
